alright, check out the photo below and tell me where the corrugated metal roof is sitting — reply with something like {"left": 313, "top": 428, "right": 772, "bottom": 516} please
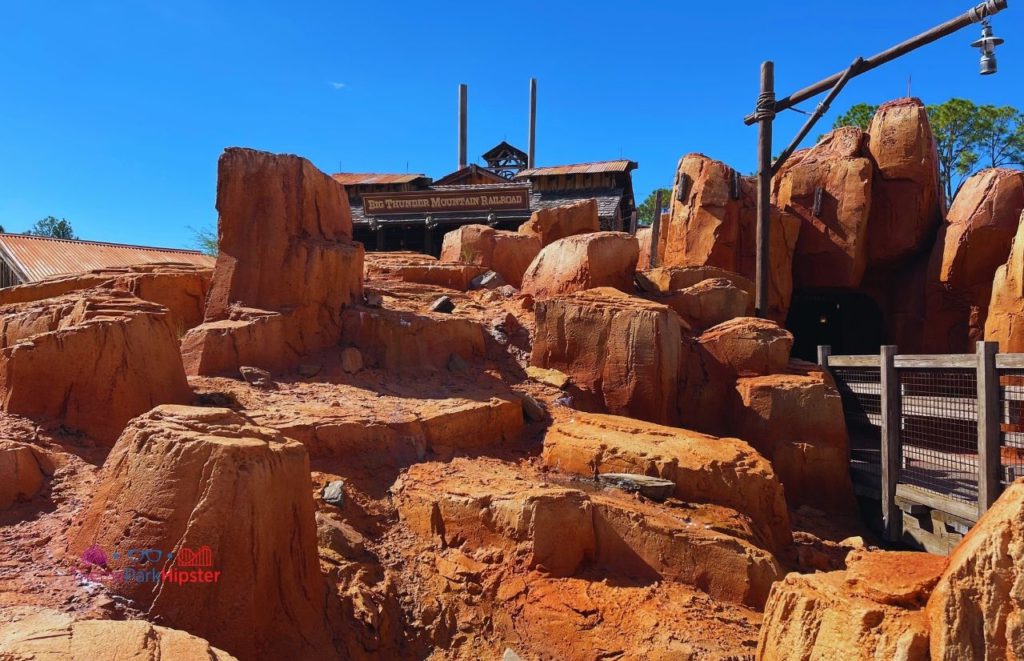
{"left": 0, "top": 234, "right": 216, "bottom": 283}
{"left": 515, "top": 160, "right": 638, "bottom": 178}
{"left": 331, "top": 173, "right": 430, "bottom": 185}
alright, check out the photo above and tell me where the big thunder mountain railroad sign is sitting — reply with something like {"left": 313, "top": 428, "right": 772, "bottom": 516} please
{"left": 362, "top": 187, "right": 531, "bottom": 216}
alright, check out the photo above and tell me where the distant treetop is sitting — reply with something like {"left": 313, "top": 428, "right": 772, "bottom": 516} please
{"left": 27, "top": 216, "right": 77, "bottom": 240}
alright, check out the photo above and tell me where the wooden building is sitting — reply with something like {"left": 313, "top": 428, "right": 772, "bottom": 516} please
{"left": 338, "top": 142, "right": 638, "bottom": 256}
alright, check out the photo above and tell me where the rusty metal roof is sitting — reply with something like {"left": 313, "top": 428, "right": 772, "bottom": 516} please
{"left": 331, "top": 173, "right": 431, "bottom": 185}
{"left": 0, "top": 234, "right": 216, "bottom": 283}
{"left": 515, "top": 160, "right": 638, "bottom": 178}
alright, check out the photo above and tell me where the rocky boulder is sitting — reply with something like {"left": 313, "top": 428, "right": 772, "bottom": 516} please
{"left": 439, "top": 225, "right": 542, "bottom": 287}
{"left": 0, "top": 440, "right": 48, "bottom": 508}
{"left": 185, "top": 148, "right": 364, "bottom": 376}
{"left": 542, "top": 412, "right": 792, "bottom": 554}
{"left": 67, "top": 405, "right": 337, "bottom": 660}
{"left": 365, "top": 251, "right": 489, "bottom": 291}
{"left": 0, "top": 291, "right": 192, "bottom": 444}
{"left": 774, "top": 127, "right": 873, "bottom": 289}
{"left": 638, "top": 265, "right": 754, "bottom": 297}
{"left": 733, "top": 374, "right": 857, "bottom": 514}
{"left": 646, "top": 278, "right": 752, "bottom": 333}
{"left": 520, "top": 232, "right": 639, "bottom": 300}
{"left": 866, "top": 98, "right": 944, "bottom": 264}
{"left": 635, "top": 226, "right": 653, "bottom": 270}
{"left": 0, "top": 611, "right": 237, "bottom": 660}
{"left": 985, "top": 212, "right": 1024, "bottom": 351}
{"left": 518, "top": 199, "right": 599, "bottom": 246}
{"left": 758, "top": 550, "right": 941, "bottom": 660}
{"left": 697, "top": 317, "right": 793, "bottom": 377}
{"left": 659, "top": 153, "right": 799, "bottom": 321}
{"left": 531, "top": 288, "right": 682, "bottom": 425}
{"left": 927, "top": 479, "right": 1024, "bottom": 658}
{"left": 927, "top": 169, "right": 1024, "bottom": 352}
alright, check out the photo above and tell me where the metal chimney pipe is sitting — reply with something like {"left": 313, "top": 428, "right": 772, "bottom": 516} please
{"left": 528, "top": 78, "right": 537, "bottom": 168}
{"left": 458, "top": 84, "right": 468, "bottom": 169}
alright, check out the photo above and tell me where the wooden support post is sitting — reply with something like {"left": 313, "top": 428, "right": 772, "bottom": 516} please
{"left": 817, "top": 345, "right": 832, "bottom": 373}
{"left": 648, "top": 190, "right": 663, "bottom": 269}
{"left": 528, "top": 78, "right": 537, "bottom": 169}
{"left": 754, "top": 62, "right": 774, "bottom": 318}
{"left": 880, "top": 344, "right": 901, "bottom": 542}
{"left": 977, "top": 340, "right": 1001, "bottom": 514}
{"left": 424, "top": 224, "right": 434, "bottom": 257}
{"left": 375, "top": 225, "right": 385, "bottom": 252}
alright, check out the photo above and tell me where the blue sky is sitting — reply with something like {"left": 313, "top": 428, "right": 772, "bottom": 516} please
{"left": 0, "top": 1, "right": 1020, "bottom": 249}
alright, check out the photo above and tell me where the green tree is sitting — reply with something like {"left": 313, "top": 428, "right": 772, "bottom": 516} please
{"left": 28, "top": 216, "right": 77, "bottom": 239}
{"left": 833, "top": 103, "right": 878, "bottom": 131}
{"left": 637, "top": 188, "right": 672, "bottom": 226}
{"left": 973, "top": 105, "right": 1024, "bottom": 170}
{"left": 189, "top": 225, "right": 218, "bottom": 256}
{"left": 927, "top": 98, "right": 982, "bottom": 201}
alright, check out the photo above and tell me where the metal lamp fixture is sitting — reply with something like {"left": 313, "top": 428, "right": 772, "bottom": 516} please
{"left": 425, "top": 214, "right": 437, "bottom": 230}
{"left": 972, "top": 20, "right": 1004, "bottom": 75}
{"left": 369, "top": 217, "right": 380, "bottom": 232}
{"left": 487, "top": 212, "right": 497, "bottom": 227}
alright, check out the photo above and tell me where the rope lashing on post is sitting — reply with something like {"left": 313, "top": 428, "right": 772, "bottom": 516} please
{"left": 754, "top": 91, "right": 777, "bottom": 121}
{"left": 969, "top": 0, "right": 1004, "bottom": 22}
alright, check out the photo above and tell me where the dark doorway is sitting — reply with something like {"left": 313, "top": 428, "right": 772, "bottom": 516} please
{"left": 786, "top": 289, "right": 886, "bottom": 361}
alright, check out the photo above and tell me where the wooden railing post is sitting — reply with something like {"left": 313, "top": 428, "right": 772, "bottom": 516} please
{"left": 977, "top": 341, "right": 1001, "bottom": 514}
{"left": 817, "top": 345, "right": 832, "bottom": 373}
{"left": 880, "top": 345, "right": 901, "bottom": 542}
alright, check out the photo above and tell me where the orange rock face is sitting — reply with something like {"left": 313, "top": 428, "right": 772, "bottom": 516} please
{"left": 757, "top": 549, "right": 941, "bottom": 660}
{"left": 184, "top": 148, "right": 364, "bottom": 375}
{"left": 985, "top": 212, "right": 1024, "bottom": 351}
{"left": 0, "top": 612, "right": 237, "bottom": 660}
{"left": 927, "top": 479, "right": 1024, "bottom": 659}
{"left": 520, "top": 232, "right": 639, "bottom": 299}
{"left": 697, "top": 317, "right": 794, "bottom": 377}
{"left": 646, "top": 277, "right": 752, "bottom": 333}
{"left": 68, "top": 406, "right": 338, "bottom": 661}
{"left": 368, "top": 251, "right": 490, "bottom": 291}
{"left": 0, "top": 264, "right": 213, "bottom": 333}
{"left": 774, "top": 128, "right": 873, "bottom": 289}
{"left": 0, "top": 290, "right": 192, "bottom": 444}
{"left": 0, "top": 439, "right": 47, "bottom": 508}
{"left": 541, "top": 412, "right": 793, "bottom": 554}
{"left": 659, "top": 153, "right": 799, "bottom": 321}
{"left": 927, "top": 169, "right": 1024, "bottom": 351}
{"left": 635, "top": 226, "right": 653, "bottom": 270}
{"left": 866, "top": 98, "right": 944, "bottom": 265}
{"left": 531, "top": 288, "right": 681, "bottom": 425}
{"left": 518, "top": 198, "right": 600, "bottom": 246}
{"left": 639, "top": 265, "right": 755, "bottom": 297}
{"left": 733, "top": 374, "right": 857, "bottom": 514}
{"left": 439, "top": 225, "right": 541, "bottom": 287}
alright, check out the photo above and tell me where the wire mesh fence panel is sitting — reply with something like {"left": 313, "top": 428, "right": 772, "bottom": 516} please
{"left": 832, "top": 367, "right": 882, "bottom": 468}
{"left": 898, "top": 368, "right": 978, "bottom": 503}
{"left": 999, "top": 369, "right": 1024, "bottom": 487}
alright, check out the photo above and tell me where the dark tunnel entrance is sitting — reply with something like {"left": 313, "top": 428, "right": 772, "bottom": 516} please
{"left": 786, "top": 289, "right": 887, "bottom": 362}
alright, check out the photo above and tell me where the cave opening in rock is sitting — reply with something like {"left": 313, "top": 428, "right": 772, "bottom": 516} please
{"left": 786, "top": 289, "right": 887, "bottom": 362}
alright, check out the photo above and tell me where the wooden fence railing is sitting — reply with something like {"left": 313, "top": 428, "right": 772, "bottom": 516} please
{"left": 821, "top": 342, "right": 1024, "bottom": 545}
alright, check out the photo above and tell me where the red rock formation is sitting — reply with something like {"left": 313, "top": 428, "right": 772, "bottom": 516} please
{"left": 758, "top": 550, "right": 942, "bottom": 660}
{"left": 774, "top": 128, "right": 873, "bottom": 289}
{"left": 439, "top": 225, "right": 541, "bottom": 287}
{"left": 520, "top": 232, "right": 639, "bottom": 300}
{"left": 0, "top": 264, "right": 212, "bottom": 332}
{"left": 926, "top": 169, "right": 1024, "bottom": 351}
{"left": 518, "top": 199, "right": 599, "bottom": 246}
{"left": 0, "top": 440, "right": 47, "bottom": 508}
{"left": 341, "top": 307, "right": 486, "bottom": 375}
{"left": 697, "top": 317, "right": 793, "bottom": 377}
{"left": 369, "top": 251, "right": 490, "bottom": 291}
{"left": 542, "top": 412, "right": 793, "bottom": 554}
{"left": 658, "top": 154, "right": 799, "bottom": 321}
{"left": 639, "top": 265, "right": 754, "bottom": 298}
{"left": 68, "top": 405, "right": 338, "bottom": 661}
{"left": 635, "top": 226, "right": 653, "bottom": 269}
{"left": 184, "top": 148, "right": 364, "bottom": 375}
{"left": 927, "top": 479, "right": 1024, "bottom": 658}
{"left": 733, "top": 374, "right": 857, "bottom": 514}
{"left": 985, "top": 212, "right": 1024, "bottom": 351}
{"left": 0, "top": 611, "right": 237, "bottom": 660}
{"left": 645, "top": 278, "right": 752, "bottom": 333}
{"left": 531, "top": 288, "right": 681, "bottom": 425}
{"left": 0, "top": 291, "right": 192, "bottom": 444}
{"left": 866, "top": 98, "right": 944, "bottom": 265}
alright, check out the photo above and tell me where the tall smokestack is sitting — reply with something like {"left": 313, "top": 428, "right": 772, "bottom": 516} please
{"left": 458, "top": 84, "right": 468, "bottom": 169}
{"left": 528, "top": 78, "right": 537, "bottom": 168}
